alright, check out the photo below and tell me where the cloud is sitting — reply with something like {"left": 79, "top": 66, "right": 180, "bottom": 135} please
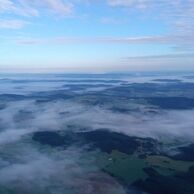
{"left": 14, "top": 34, "right": 194, "bottom": 51}
{"left": 124, "top": 53, "right": 194, "bottom": 60}
{"left": 39, "top": 0, "right": 73, "bottom": 15}
{"left": 100, "top": 17, "right": 126, "bottom": 24}
{"left": 59, "top": 105, "right": 194, "bottom": 143}
{"left": 0, "top": 0, "right": 38, "bottom": 16}
{"left": 1, "top": 90, "right": 194, "bottom": 144}
{"left": 0, "top": 97, "right": 127, "bottom": 193}
{"left": 0, "top": 145, "right": 116, "bottom": 194}
{"left": 1, "top": 75, "right": 194, "bottom": 193}
{"left": 0, "top": 19, "right": 26, "bottom": 29}
{"left": 0, "top": 0, "right": 74, "bottom": 17}
{"left": 0, "top": 0, "right": 15, "bottom": 11}
{"left": 107, "top": 0, "right": 178, "bottom": 9}
{"left": 107, "top": 0, "right": 139, "bottom": 7}
{"left": 15, "top": 37, "right": 44, "bottom": 44}
{"left": 0, "top": 128, "right": 32, "bottom": 145}
{"left": 107, "top": 0, "right": 194, "bottom": 50}
{"left": 120, "top": 53, "right": 194, "bottom": 71}
{"left": 1, "top": 1, "right": 194, "bottom": 51}
{"left": 0, "top": 146, "right": 126, "bottom": 194}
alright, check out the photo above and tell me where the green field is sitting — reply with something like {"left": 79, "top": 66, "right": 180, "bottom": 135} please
{"left": 97, "top": 150, "right": 194, "bottom": 184}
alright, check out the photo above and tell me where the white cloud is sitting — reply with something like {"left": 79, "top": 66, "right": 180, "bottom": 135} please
{"left": 0, "top": 0, "right": 14, "bottom": 11}
{"left": 0, "top": 128, "right": 33, "bottom": 145}
{"left": 107, "top": 0, "right": 137, "bottom": 7}
{"left": 0, "top": 97, "right": 127, "bottom": 193}
{"left": 15, "top": 37, "right": 43, "bottom": 44}
{"left": 107, "top": 0, "right": 194, "bottom": 50}
{"left": 2, "top": 95, "right": 194, "bottom": 144}
{"left": 0, "top": 19, "right": 26, "bottom": 29}
{"left": 0, "top": 0, "right": 74, "bottom": 17}
{"left": 1, "top": 0, "right": 194, "bottom": 50}
{"left": 14, "top": 34, "right": 194, "bottom": 48}
{"left": 0, "top": 0, "right": 38, "bottom": 16}
{"left": 40, "top": 0, "right": 73, "bottom": 15}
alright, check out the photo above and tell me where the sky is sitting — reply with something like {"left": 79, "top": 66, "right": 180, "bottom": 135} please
{"left": 0, "top": 0, "right": 194, "bottom": 72}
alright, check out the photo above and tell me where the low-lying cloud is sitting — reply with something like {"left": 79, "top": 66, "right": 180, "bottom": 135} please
{"left": 0, "top": 74, "right": 194, "bottom": 193}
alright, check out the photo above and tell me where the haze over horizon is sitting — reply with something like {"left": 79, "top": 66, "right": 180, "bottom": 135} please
{"left": 0, "top": 0, "right": 194, "bottom": 72}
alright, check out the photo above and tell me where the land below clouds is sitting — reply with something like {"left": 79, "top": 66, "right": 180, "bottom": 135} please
{"left": 0, "top": 73, "right": 194, "bottom": 194}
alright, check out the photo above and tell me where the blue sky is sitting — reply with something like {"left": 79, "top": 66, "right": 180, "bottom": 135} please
{"left": 0, "top": 0, "right": 194, "bottom": 72}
